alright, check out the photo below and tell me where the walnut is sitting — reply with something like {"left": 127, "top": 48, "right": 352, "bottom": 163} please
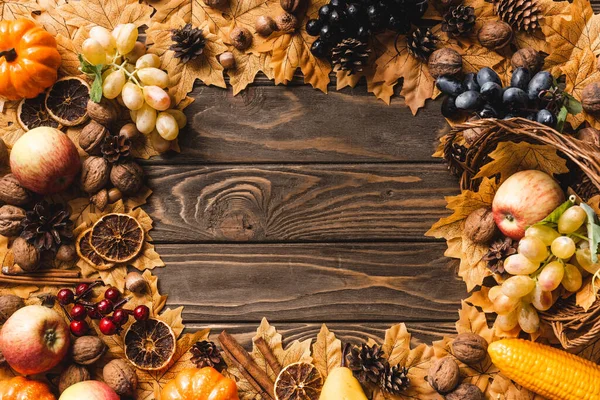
{"left": 87, "top": 98, "right": 118, "bottom": 126}
{"left": 56, "top": 244, "right": 77, "bottom": 262}
{"left": 110, "top": 161, "right": 144, "bottom": 195}
{"left": 428, "top": 48, "right": 462, "bottom": 79}
{"left": 0, "top": 174, "right": 32, "bottom": 206}
{"left": 275, "top": 12, "right": 298, "bottom": 32}
{"left": 0, "top": 138, "right": 7, "bottom": 166}
{"left": 103, "top": 359, "right": 138, "bottom": 397}
{"left": 205, "top": 0, "right": 228, "bottom": 7}
{"left": 90, "top": 189, "right": 109, "bottom": 211}
{"left": 218, "top": 52, "right": 236, "bottom": 70}
{"left": 59, "top": 364, "right": 90, "bottom": 393}
{"left": 0, "top": 294, "right": 24, "bottom": 323}
{"left": 0, "top": 205, "right": 26, "bottom": 237}
{"left": 427, "top": 356, "right": 460, "bottom": 394}
{"left": 12, "top": 237, "right": 40, "bottom": 272}
{"left": 72, "top": 336, "right": 107, "bottom": 365}
{"left": 445, "top": 383, "right": 484, "bottom": 400}
{"left": 81, "top": 156, "right": 110, "bottom": 194}
{"left": 255, "top": 16, "right": 277, "bottom": 37}
{"left": 126, "top": 271, "right": 148, "bottom": 294}
{"left": 452, "top": 333, "right": 488, "bottom": 365}
{"left": 576, "top": 127, "right": 600, "bottom": 146}
{"left": 582, "top": 82, "right": 600, "bottom": 115}
{"left": 79, "top": 121, "right": 108, "bottom": 155}
{"left": 511, "top": 47, "right": 543, "bottom": 74}
{"left": 280, "top": 0, "right": 304, "bottom": 13}
{"left": 230, "top": 27, "right": 253, "bottom": 51}
{"left": 478, "top": 21, "right": 513, "bottom": 50}
{"left": 464, "top": 208, "right": 497, "bottom": 244}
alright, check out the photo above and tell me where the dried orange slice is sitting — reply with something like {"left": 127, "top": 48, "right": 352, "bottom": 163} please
{"left": 89, "top": 213, "right": 144, "bottom": 263}
{"left": 76, "top": 228, "right": 114, "bottom": 270}
{"left": 124, "top": 319, "right": 176, "bottom": 371}
{"left": 45, "top": 77, "right": 90, "bottom": 126}
{"left": 275, "top": 362, "right": 323, "bottom": 400}
{"left": 17, "top": 94, "right": 60, "bottom": 131}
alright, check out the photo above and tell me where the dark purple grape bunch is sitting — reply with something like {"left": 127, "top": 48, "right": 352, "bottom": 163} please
{"left": 437, "top": 67, "right": 558, "bottom": 128}
{"left": 307, "top": 0, "right": 429, "bottom": 58}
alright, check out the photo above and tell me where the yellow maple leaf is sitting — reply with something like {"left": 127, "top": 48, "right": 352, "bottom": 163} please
{"left": 312, "top": 324, "right": 342, "bottom": 379}
{"left": 228, "top": 51, "right": 274, "bottom": 95}
{"left": 34, "top": 0, "right": 74, "bottom": 38}
{"left": 55, "top": 30, "right": 87, "bottom": 78}
{"left": 459, "top": 44, "right": 505, "bottom": 77}
{"left": 465, "top": 287, "right": 495, "bottom": 313}
{"left": 367, "top": 78, "right": 396, "bottom": 104}
{"left": 382, "top": 323, "right": 411, "bottom": 367}
{"left": 576, "top": 276, "right": 598, "bottom": 312}
{"left": 561, "top": 48, "right": 600, "bottom": 129}
{"left": 0, "top": 101, "right": 25, "bottom": 148}
{"left": 0, "top": 0, "right": 38, "bottom": 20}
{"left": 336, "top": 69, "right": 365, "bottom": 90}
{"left": 488, "top": 373, "right": 543, "bottom": 399}
{"left": 58, "top": 0, "right": 153, "bottom": 30}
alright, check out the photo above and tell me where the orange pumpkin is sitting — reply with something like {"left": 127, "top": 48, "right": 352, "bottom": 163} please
{"left": 0, "top": 376, "right": 56, "bottom": 400}
{"left": 161, "top": 367, "right": 240, "bottom": 400}
{"left": 0, "top": 19, "right": 61, "bottom": 100}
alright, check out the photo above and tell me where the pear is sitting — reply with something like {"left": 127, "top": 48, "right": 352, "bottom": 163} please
{"left": 319, "top": 367, "right": 368, "bottom": 400}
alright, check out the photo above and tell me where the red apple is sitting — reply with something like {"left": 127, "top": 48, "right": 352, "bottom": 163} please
{"left": 59, "top": 381, "right": 119, "bottom": 400}
{"left": 10, "top": 126, "right": 81, "bottom": 194}
{"left": 0, "top": 304, "right": 70, "bottom": 375}
{"left": 492, "top": 170, "right": 565, "bottom": 240}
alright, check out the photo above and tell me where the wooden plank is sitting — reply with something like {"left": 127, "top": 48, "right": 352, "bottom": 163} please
{"left": 153, "top": 242, "right": 465, "bottom": 323}
{"left": 146, "top": 163, "right": 459, "bottom": 242}
{"left": 146, "top": 84, "right": 448, "bottom": 164}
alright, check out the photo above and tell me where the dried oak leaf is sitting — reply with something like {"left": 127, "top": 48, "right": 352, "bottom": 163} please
{"left": 0, "top": 0, "right": 38, "bottom": 20}
{"left": 473, "top": 141, "right": 569, "bottom": 184}
{"left": 58, "top": 0, "right": 152, "bottom": 30}
{"left": 312, "top": 324, "right": 342, "bottom": 379}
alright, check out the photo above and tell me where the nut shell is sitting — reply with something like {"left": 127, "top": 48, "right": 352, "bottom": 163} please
{"left": 90, "top": 189, "right": 109, "bottom": 211}
{"left": 582, "top": 82, "right": 600, "bottom": 114}
{"left": 255, "top": 15, "right": 277, "bottom": 37}
{"left": 218, "top": 52, "right": 236, "bottom": 70}
{"left": 0, "top": 174, "right": 32, "bottom": 206}
{"left": 230, "top": 27, "right": 253, "bottom": 51}
{"left": 464, "top": 208, "right": 497, "bottom": 244}
{"left": 452, "top": 333, "right": 488, "bottom": 365}
{"left": 56, "top": 244, "right": 77, "bottom": 262}
{"left": 125, "top": 271, "right": 148, "bottom": 294}
{"left": 478, "top": 21, "right": 512, "bottom": 50}
{"left": 72, "top": 336, "right": 107, "bottom": 365}
{"left": 103, "top": 359, "right": 138, "bottom": 397}
{"left": 427, "top": 356, "right": 460, "bottom": 394}
{"left": 511, "top": 47, "right": 543, "bottom": 74}
{"left": 0, "top": 294, "right": 25, "bottom": 323}
{"left": 79, "top": 121, "right": 108, "bottom": 155}
{"left": 110, "top": 161, "right": 144, "bottom": 195}
{"left": 428, "top": 48, "right": 462, "bottom": 79}
{"left": 0, "top": 138, "right": 7, "bottom": 166}
{"left": 275, "top": 12, "right": 298, "bottom": 32}
{"left": 59, "top": 364, "right": 91, "bottom": 393}
{"left": 0, "top": 205, "right": 26, "bottom": 237}
{"left": 87, "top": 98, "right": 118, "bottom": 126}
{"left": 81, "top": 156, "right": 110, "bottom": 194}
{"left": 280, "top": 0, "right": 303, "bottom": 13}
{"left": 12, "top": 237, "right": 40, "bottom": 272}
{"left": 445, "top": 383, "right": 484, "bottom": 400}
{"left": 576, "top": 127, "right": 600, "bottom": 146}
{"left": 205, "top": 0, "right": 228, "bottom": 7}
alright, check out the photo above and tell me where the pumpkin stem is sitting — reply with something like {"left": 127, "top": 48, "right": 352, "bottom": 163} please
{"left": 0, "top": 48, "right": 17, "bottom": 62}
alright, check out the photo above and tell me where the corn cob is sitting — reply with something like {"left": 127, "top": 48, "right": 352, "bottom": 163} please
{"left": 488, "top": 339, "right": 600, "bottom": 400}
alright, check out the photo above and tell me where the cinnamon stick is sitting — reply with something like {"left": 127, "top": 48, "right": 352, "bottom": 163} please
{"left": 2, "top": 267, "right": 80, "bottom": 278}
{"left": 254, "top": 337, "right": 282, "bottom": 375}
{"left": 218, "top": 331, "right": 275, "bottom": 400}
{"left": 0, "top": 276, "right": 96, "bottom": 286}
{"left": 220, "top": 343, "right": 273, "bottom": 400}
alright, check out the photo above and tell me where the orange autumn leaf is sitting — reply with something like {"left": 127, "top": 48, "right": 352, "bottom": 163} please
{"left": 227, "top": 50, "right": 274, "bottom": 95}
{"left": 561, "top": 48, "right": 600, "bottom": 129}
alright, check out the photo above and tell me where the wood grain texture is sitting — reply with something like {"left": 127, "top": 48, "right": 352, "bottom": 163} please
{"left": 146, "top": 163, "right": 459, "bottom": 242}
{"left": 154, "top": 242, "right": 465, "bottom": 323}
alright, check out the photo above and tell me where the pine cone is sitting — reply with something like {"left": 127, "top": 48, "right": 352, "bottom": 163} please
{"left": 20, "top": 201, "right": 73, "bottom": 252}
{"left": 101, "top": 134, "right": 131, "bottom": 164}
{"left": 380, "top": 364, "right": 410, "bottom": 395}
{"left": 407, "top": 28, "right": 439, "bottom": 62}
{"left": 170, "top": 23, "right": 206, "bottom": 64}
{"left": 331, "top": 39, "right": 371, "bottom": 75}
{"left": 347, "top": 344, "right": 386, "bottom": 385}
{"left": 190, "top": 340, "right": 226, "bottom": 371}
{"left": 494, "top": 0, "right": 541, "bottom": 33}
{"left": 483, "top": 237, "right": 517, "bottom": 274}
{"left": 442, "top": 5, "right": 476, "bottom": 37}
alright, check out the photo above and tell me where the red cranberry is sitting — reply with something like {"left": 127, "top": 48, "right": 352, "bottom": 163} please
{"left": 99, "top": 317, "right": 118, "bottom": 335}
{"left": 57, "top": 288, "right": 75, "bottom": 305}
{"left": 97, "top": 299, "right": 113, "bottom": 315}
{"left": 104, "top": 287, "right": 120, "bottom": 302}
{"left": 112, "top": 308, "right": 129, "bottom": 326}
{"left": 88, "top": 307, "right": 102, "bottom": 320}
{"left": 70, "top": 320, "right": 89, "bottom": 336}
{"left": 75, "top": 283, "right": 90, "bottom": 297}
{"left": 70, "top": 304, "right": 88, "bottom": 321}
{"left": 133, "top": 305, "right": 150, "bottom": 321}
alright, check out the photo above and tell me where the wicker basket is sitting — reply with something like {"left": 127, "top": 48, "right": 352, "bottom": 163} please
{"left": 442, "top": 117, "right": 600, "bottom": 350}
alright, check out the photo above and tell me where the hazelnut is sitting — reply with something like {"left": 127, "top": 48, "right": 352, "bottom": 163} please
{"left": 56, "top": 244, "right": 77, "bottom": 262}
{"left": 108, "top": 188, "right": 123, "bottom": 203}
{"left": 452, "top": 333, "right": 488, "bottom": 365}
{"left": 275, "top": 12, "right": 298, "bottom": 32}
{"left": 205, "top": 0, "right": 228, "bottom": 7}
{"left": 72, "top": 336, "right": 107, "bottom": 365}
{"left": 110, "top": 161, "right": 144, "bottom": 195}
{"left": 445, "top": 383, "right": 484, "bottom": 400}
{"left": 119, "top": 123, "right": 140, "bottom": 140}
{"left": 428, "top": 48, "right": 462, "bottom": 78}
{"left": 79, "top": 121, "right": 108, "bottom": 155}
{"left": 0, "top": 205, "right": 26, "bottom": 237}
{"left": 150, "top": 130, "right": 172, "bottom": 153}
{"left": 81, "top": 156, "right": 110, "bottom": 194}
{"left": 582, "top": 82, "right": 600, "bottom": 115}
{"left": 0, "top": 294, "right": 24, "bottom": 323}
{"left": 511, "top": 47, "right": 543, "bottom": 74}
{"left": 576, "top": 127, "right": 600, "bottom": 146}
{"left": 0, "top": 174, "right": 32, "bottom": 206}
{"left": 464, "top": 208, "right": 497, "bottom": 244}
{"left": 0, "top": 138, "right": 7, "bottom": 166}
{"left": 427, "top": 356, "right": 460, "bottom": 394}
{"left": 90, "top": 189, "right": 109, "bottom": 211}
{"left": 59, "top": 364, "right": 90, "bottom": 393}
{"left": 230, "top": 27, "right": 253, "bottom": 51}
{"left": 87, "top": 98, "right": 118, "bottom": 126}
{"left": 255, "top": 16, "right": 277, "bottom": 37}
{"left": 478, "top": 21, "right": 513, "bottom": 50}
{"left": 280, "top": 0, "right": 303, "bottom": 13}
{"left": 103, "top": 359, "right": 138, "bottom": 397}
{"left": 218, "top": 52, "right": 236, "bottom": 70}
{"left": 125, "top": 271, "right": 148, "bottom": 294}
{"left": 12, "top": 237, "right": 40, "bottom": 272}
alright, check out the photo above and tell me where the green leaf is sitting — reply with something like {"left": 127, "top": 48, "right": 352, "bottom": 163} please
{"left": 90, "top": 75, "right": 103, "bottom": 103}
{"left": 556, "top": 106, "right": 568, "bottom": 133}
{"left": 79, "top": 54, "right": 104, "bottom": 103}
{"left": 564, "top": 93, "right": 583, "bottom": 115}
{"left": 535, "top": 198, "right": 575, "bottom": 226}
{"left": 581, "top": 203, "right": 600, "bottom": 263}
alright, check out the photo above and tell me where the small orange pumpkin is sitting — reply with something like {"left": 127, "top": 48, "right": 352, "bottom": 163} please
{"left": 0, "top": 19, "right": 61, "bottom": 100}
{"left": 0, "top": 376, "right": 56, "bottom": 400}
{"left": 161, "top": 367, "right": 240, "bottom": 400}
